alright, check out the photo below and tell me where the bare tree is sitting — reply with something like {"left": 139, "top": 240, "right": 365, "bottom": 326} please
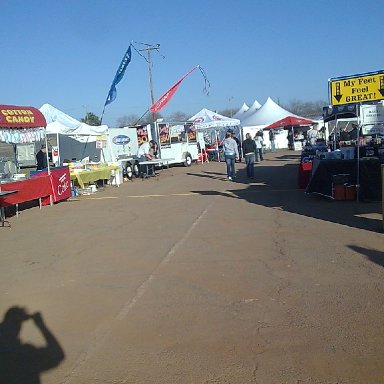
{"left": 116, "top": 114, "right": 140, "bottom": 127}
{"left": 167, "top": 111, "right": 190, "bottom": 122}
{"left": 217, "top": 108, "right": 233, "bottom": 117}
{"left": 116, "top": 112, "right": 163, "bottom": 127}
{"left": 281, "top": 99, "right": 327, "bottom": 118}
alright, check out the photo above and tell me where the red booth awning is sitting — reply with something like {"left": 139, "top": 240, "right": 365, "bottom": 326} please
{"left": 265, "top": 116, "right": 316, "bottom": 130}
{"left": 0, "top": 105, "right": 47, "bottom": 128}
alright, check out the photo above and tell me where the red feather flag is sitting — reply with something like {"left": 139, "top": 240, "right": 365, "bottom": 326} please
{"left": 149, "top": 65, "right": 209, "bottom": 113}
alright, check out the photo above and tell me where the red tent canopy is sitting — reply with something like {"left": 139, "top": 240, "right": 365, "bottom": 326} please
{"left": 0, "top": 105, "right": 47, "bottom": 128}
{"left": 264, "top": 115, "right": 315, "bottom": 130}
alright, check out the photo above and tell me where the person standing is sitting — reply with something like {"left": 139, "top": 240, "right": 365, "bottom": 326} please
{"left": 242, "top": 133, "right": 256, "bottom": 178}
{"left": 307, "top": 125, "right": 319, "bottom": 146}
{"left": 254, "top": 132, "right": 264, "bottom": 162}
{"left": 287, "top": 130, "right": 294, "bottom": 150}
{"left": 36, "top": 144, "right": 48, "bottom": 170}
{"left": 222, "top": 131, "right": 239, "bottom": 181}
{"left": 269, "top": 129, "right": 276, "bottom": 152}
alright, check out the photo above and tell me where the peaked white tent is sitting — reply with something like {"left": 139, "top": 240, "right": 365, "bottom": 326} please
{"left": 241, "top": 98, "right": 310, "bottom": 150}
{"left": 241, "top": 97, "right": 297, "bottom": 127}
{"left": 237, "top": 99, "right": 262, "bottom": 121}
{"left": 233, "top": 102, "right": 249, "bottom": 119}
{"left": 40, "top": 104, "right": 108, "bottom": 136}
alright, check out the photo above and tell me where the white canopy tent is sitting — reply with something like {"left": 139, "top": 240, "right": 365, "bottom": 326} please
{"left": 189, "top": 108, "right": 240, "bottom": 161}
{"left": 40, "top": 104, "right": 108, "bottom": 136}
{"left": 39, "top": 104, "right": 109, "bottom": 164}
{"left": 189, "top": 108, "right": 240, "bottom": 129}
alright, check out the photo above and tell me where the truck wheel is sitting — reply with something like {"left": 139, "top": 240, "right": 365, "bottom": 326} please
{"left": 125, "top": 163, "right": 133, "bottom": 180}
{"left": 184, "top": 153, "right": 192, "bottom": 167}
{"left": 133, "top": 161, "right": 140, "bottom": 177}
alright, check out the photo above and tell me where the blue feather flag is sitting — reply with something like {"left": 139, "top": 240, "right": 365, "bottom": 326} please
{"left": 104, "top": 44, "right": 132, "bottom": 107}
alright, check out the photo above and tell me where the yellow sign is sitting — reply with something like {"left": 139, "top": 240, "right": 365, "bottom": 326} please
{"left": 329, "top": 71, "right": 384, "bottom": 105}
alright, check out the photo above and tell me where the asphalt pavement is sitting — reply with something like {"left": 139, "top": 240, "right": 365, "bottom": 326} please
{"left": 0, "top": 150, "right": 383, "bottom": 384}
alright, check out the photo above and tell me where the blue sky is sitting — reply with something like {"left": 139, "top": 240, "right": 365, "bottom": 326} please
{"left": 1, "top": 0, "right": 383, "bottom": 126}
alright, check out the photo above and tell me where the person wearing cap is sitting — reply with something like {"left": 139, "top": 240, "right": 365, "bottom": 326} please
{"left": 36, "top": 144, "right": 48, "bottom": 170}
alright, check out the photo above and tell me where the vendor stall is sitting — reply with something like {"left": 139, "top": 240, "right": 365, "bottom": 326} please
{"left": 308, "top": 102, "right": 384, "bottom": 201}
{"left": 39, "top": 104, "right": 123, "bottom": 189}
{"left": 305, "top": 157, "right": 382, "bottom": 201}
{"left": 264, "top": 115, "right": 316, "bottom": 151}
{"left": 0, "top": 104, "right": 55, "bottom": 222}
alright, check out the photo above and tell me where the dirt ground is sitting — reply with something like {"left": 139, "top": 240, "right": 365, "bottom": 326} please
{"left": 1, "top": 150, "right": 383, "bottom": 384}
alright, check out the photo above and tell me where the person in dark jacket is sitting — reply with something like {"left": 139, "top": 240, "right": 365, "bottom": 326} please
{"left": 242, "top": 133, "right": 256, "bottom": 178}
{"left": 36, "top": 145, "right": 48, "bottom": 170}
{"left": 287, "top": 130, "right": 294, "bottom": 150}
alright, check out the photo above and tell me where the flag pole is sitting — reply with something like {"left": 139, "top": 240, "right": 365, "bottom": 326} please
{"left": 134, "top": 109, "right": 150, "bottom": 126}
{"left": 100, "top": 105, "right": 107, "bottom": 125}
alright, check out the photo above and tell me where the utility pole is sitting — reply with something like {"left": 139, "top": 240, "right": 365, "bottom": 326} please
{"left": 139, "top": 43, "right": 161, "bottom": 123}
{"left": 228, "top": 96, "right": 234, "bottom": 117}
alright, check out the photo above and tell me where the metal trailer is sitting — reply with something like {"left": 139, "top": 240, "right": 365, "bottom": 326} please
{"left": 150, "top": 121, "right": 199, "bottom": 167}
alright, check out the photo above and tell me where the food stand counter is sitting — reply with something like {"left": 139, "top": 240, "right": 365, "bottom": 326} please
{"left": 0, "top": 175, "right": 52, "bottom": 214}
{"left": 69, "top": 164, "right": 120, "bottom": 189}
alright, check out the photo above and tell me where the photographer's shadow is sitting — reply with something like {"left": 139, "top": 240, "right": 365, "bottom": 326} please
{"left": 0, "top": 306, "right": 65, "bottom": 384}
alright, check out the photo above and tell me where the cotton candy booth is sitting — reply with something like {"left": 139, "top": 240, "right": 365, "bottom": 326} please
{"left": 0, "top": 105, "right": 71, "bottom": 225}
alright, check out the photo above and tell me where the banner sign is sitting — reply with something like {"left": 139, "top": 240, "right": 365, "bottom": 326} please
{"left": 158, "top": 124, "right": 171, "bottom": 148}
{"left": 185, "top": 123, "right": 197, "bottom": 142}
{"left": 360, "top": 104, "right": 384, "bottom": 125}
{"left": 329, "top": 70, "right": 384, "bottom": 106}
{"left": 136, "top": 125, "right": 148, "bottom": 145}
{"left": 31, "top": 166, "right": 72, "bottom": 205}
{"left": 0, "top": 105, "right": 47, "bottom": 128}
{"left": 360, "top": 104, "right": 384, "bottom": 135}
{"left": 50, "top": 167, "right": 72, "bottom": 203}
